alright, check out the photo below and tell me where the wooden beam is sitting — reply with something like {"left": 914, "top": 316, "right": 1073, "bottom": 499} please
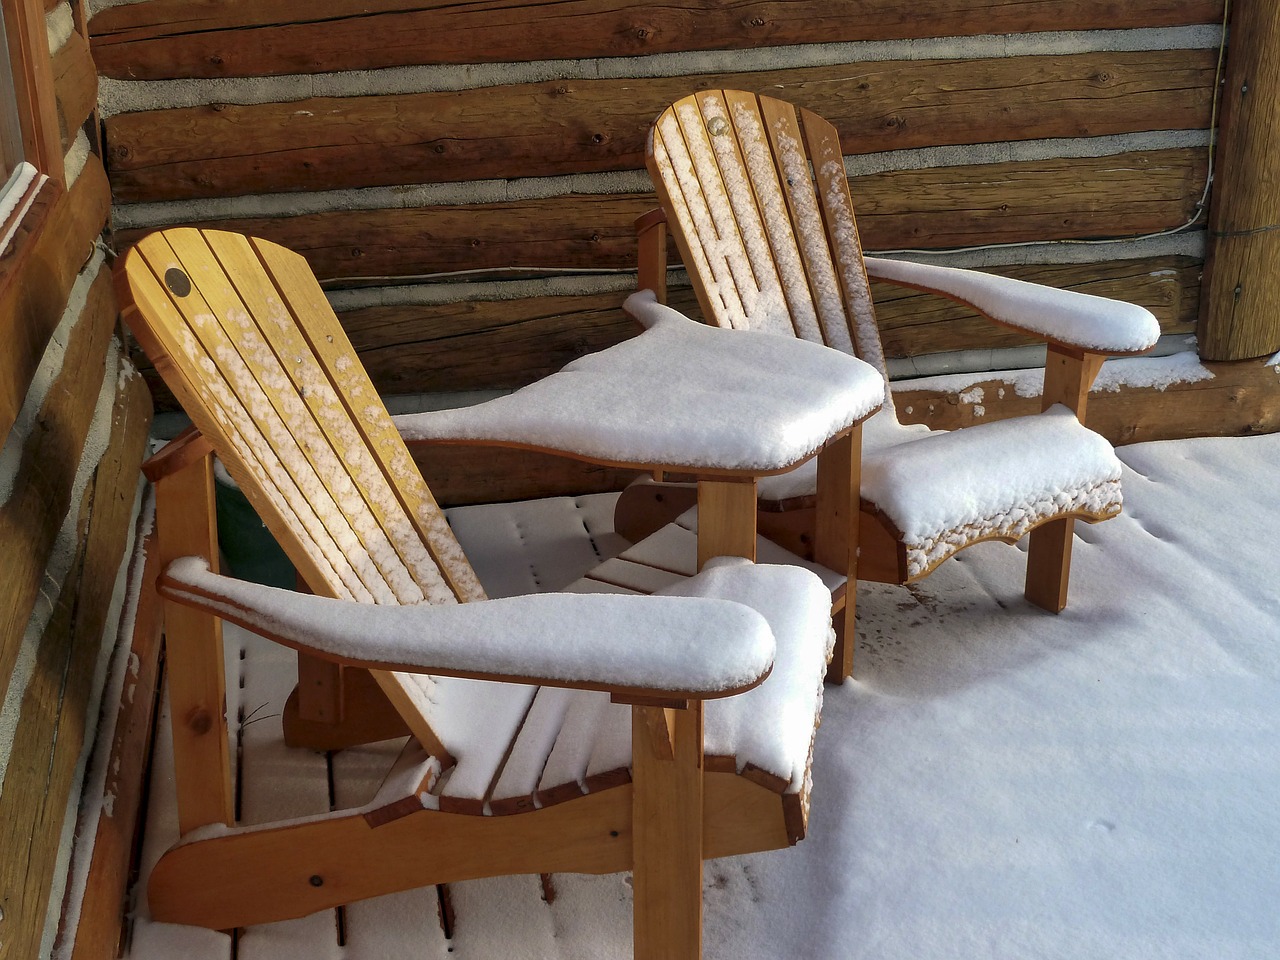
{"left": 0, "top": 266, "right": 117, "bottom": 689}
{"left": 0, "top": 369, "right": 151, "bottom": 960}
{"left": 5, "top": 0, "right": 64, "bottom": 183}
{"left": 0, "top": 156, "right": 112, "bottom": 444}
{"left": 115, "top": 149, "right": 1206, "bottom": 288}
{"left": 103, "top": 51, "right": 1215, "bottom": 202}
{"left": 1198, "top": 2, "right": 1280, "bottom": 361}
{"left": 893, "top": 356, "right": 1280, "bottom": 445}
{"left": 875, "top": 257, "right": 1202, "bottom": 359}
{"left": 409, "top": 443, "right": 643, "bottom": 507}
{"left": 51, "top": 29, "right": 97, "bottom": 151}
{"left": 134, "top": 257, "right": 1197, "bottom": 415}
{"left": 88, "top": 0, "right": 1222, "bottom": 80}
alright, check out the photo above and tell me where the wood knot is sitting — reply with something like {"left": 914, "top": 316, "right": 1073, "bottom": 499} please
{"left": 187, "top": 707, "right": 213, "bottom": 735}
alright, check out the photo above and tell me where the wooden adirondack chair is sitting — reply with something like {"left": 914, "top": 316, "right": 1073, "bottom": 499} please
{"left": 623, "top": 89, "right": 1162, "bottom": 679}
{"left": 115, "top": 227, "right": 883, "bottom": 957}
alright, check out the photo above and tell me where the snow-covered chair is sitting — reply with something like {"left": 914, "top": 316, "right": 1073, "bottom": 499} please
{"left": 115, "top": 227, "right": 883, "bottom": 956}
{"left": 622, "top": 90, "right": 1162, "bottom": 680}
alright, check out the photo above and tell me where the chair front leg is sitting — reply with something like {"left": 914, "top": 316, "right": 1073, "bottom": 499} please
{"left": 631, "top": 701, "right": 705, "bottom": 960}
{"left": 814, "top": 427, "right": 861, "bottom": 682}
{"left": 1025, "top": 345, "right": 1105, "bottom": 612}
{"left": 154, "top": 449, "right": 235, "bottom": 834}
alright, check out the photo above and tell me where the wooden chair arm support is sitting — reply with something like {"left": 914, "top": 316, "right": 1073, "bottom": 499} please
{"left": 635, "top": 207, "right": 669, "bottom": 305}
{"left": 158, "top": 556, "right": 782, "bottom": 703}
{"left": 142, "top": 425, "right": 215, "bottom": 483}
{"left": 863, "top": 255, "right": 1160, "bottom": 358}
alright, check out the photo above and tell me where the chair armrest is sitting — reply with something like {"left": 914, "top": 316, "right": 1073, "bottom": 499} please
{"left": 159, "top": 556, "right": 776, "bottom": 703}
{"left": 863, "top": 256, "right": 1160, "bottom": 356}
{"left": 394, "top": 293, "right": 884, "bottom": 476}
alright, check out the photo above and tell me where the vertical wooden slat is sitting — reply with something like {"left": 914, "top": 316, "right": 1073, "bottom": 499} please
{"left": 154, "top": 452, "right": 234, "bottom": 834}
{"left": 721, "top": 89, "right": 823, "bottom": 342}
{"left": 757, "top": 96, "right": 851, "bottom": 351}
{"left": 652, "top": 116, "right": 747, "bottom": 323}
{"left": 249, "top": 235, "right": 487, "bottom": 606}
{"left": 143, "top": 229, "right": 403, "bottom": 604}
{"left": 120, "top": 239, "right": 371, "bottom": 603}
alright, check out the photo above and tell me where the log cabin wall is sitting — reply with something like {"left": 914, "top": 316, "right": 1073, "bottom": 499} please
{"left": 0, "top": 2, "right": 152, "bottom": 958}
{"left": 88, "top": 0, "right": 1270, "bottom": 483}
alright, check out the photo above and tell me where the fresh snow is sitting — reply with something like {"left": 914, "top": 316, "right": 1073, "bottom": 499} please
{"left": 162, "top": 555, "right": 794, "bottom": 697}
{"left": 103, "top": 431, "right": 1280, "bottom": 959}
{"left": 865, "top": 256, "right": 1161, "bottom": 354}
{"left": 397, "top": 291, "right": 884, "bottom": 473}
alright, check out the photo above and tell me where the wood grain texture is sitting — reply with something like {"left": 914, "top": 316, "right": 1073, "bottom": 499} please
{"left": 409, "top": 442, "right": 642, "bottom": 506}
{"left": 133, "top": 255, "right": 1196, "bottom": 413}
{"left": 893, "top": 356, "right": 1280, "bottom": 445}
{"left": 51, "top": 28, "right": 96, "bottom": 150}
{"left": 103, "top": 50, "right": 1215, "bottom": 202}
{"left": 1197, "top": 3, "right": 1280, "bottom": 360}
{"left": 88, "top": 0, "right": 1224, "bottom": 79}
{"left": 67, "top": 529, "right": 163, "bottom": 960}
{"left": 0, "top": 266, "right": 118, "bottom": 691}
{"left": 874, "top": 257, "right": 1202, "bottom": 359}
{"left": 0, "top": 156, "right": 110, "bottom": 444}
{"left": 0, "top": 369, "right": 151, "bottom": 960}
{"left": 114, "top": 147, "right": 1208, "bottom": 292}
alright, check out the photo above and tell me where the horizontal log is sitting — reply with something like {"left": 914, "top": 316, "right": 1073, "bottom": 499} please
{"left": 115, "top": 194, "right": 658, "bottom": 283}
{"left": 104, "top": 49, "right": 1216, "bottom": 202}
{"left": 893, "top": 356, "right": 1280, "bottom": 445}
{"left": 0, "top": 267, "right": 118, "bottom": 692}
{"left": 874, "top": 256, "right": 1202, "bottom": 359}
{"left": 0, "top": 157, "right": 112, "bottom": 444}
{"left": 116, "top": 148, "right": 1208, "bottom": 285}
{"left": 52, "top": 29, "right": 97, "bottom": 150}
{"left": 852, "top": 148, "right": 1208, "bottom": 249}
{"left": 132, "top": 286, "right": 699, "bottom": 410}
{"left": 89, "top": 0, "right": 1224, "bottom": 80}
{"left": 411, "top": 442, "right": 643, "bottom": 507}
{"left": 0, "top": 369, "right": 151, "bottom": 960}
{"left": 135, "top": 253, "right": 1195, "bottom": 410}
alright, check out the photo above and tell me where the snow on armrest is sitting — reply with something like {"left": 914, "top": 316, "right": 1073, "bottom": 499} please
{"left": 864, "top": 256, "right": 1160, "bottom": 355}
{"left": 159, "top": 557, "right": 776, "bottom": 701}
{"left": 395, "top": 291, "right": 884, "bottom": 474}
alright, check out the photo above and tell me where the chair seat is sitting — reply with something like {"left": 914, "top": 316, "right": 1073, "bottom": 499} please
{"left": 444, "top": 559, "right": 836, "bottom": 818}
{"left": 757, "top": 407, "right": 1123, "bottom": 580}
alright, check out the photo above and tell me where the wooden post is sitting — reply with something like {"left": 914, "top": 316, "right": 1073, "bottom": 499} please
{"left": 154, "top": 450, "right": 234, "bottom": 833}
{"left": 695, "top": 479, "right": 757, "bottom": 570}
{"left": 631, "top": 700, "right": 704, "bottom": 960}
{"left": 814, "top": 429, "right": 861, "bottom": 682}
{"left": 1025, "top": 345, "right": 1104, "bottom": 612}
{"left": 1199, "top": 1, "right": 1280, "bottom": 361}
{"left": 636, "top": 209, "right": 669, "bottom": 304}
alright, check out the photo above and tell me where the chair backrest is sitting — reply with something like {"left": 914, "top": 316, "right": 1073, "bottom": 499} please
{"left": 116, "top": 227, "right": 488, "bottom": 748}
{"left": 647, "top": 90, "right": 889, "bottom": 382}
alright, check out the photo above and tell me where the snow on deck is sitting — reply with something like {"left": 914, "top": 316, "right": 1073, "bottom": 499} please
{"left": 120, "top": 434, "right": 1280, "bottom": 959}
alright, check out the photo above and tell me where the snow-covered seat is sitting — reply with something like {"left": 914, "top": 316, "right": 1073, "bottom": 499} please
{"left": 114, "top": 227, "right": 881, "bottom": 956}
{"left": 622, "top": 89, "right": 1160, "bottom": 679}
